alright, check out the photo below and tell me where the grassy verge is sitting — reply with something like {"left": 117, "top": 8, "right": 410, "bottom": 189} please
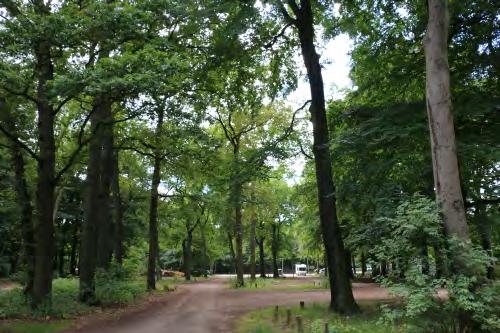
{"left": 0, "top": 320, "right": 72, "bottom": 333}
{"left": 236, "top": 301, "right": 404, "bottom": 333}
{"left": 0, "top": 276, "right": 178, "bottom": 333}
{"left": 230, "top": 277, "right": 328, "bottom": 291}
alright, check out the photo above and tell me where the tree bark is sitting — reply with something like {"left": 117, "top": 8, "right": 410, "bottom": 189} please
{"left": 147, "top": 107, "right": 164, "bottom": 290}
{"left": 289, "top": 0, "right": 358, "bottom": 313}
{"left": 227, "top": 232, "right": 236, "bottom": 274}
{"left": 271, "top": 223, "right": 279, "bottom": 278}
{"left": 79, "top": 95, "right": 111, "bottom": 303}
{"left": 424, "top": 0, "right": 469, "bottom": 243}
{"left": 360, "top": 252, "right": 366, "bottom": 277}
{"left": 229, "top": 148, "right": 245, "bottom": 286}
{"left": 249, "top": 195, "right": 257, "bottom": 280}
{"left": 112, "top": 150, "right": 124, "bottom": 265}
{"left": 31, "top": 0, "right": 56, "bottom": 306}
{"left": 69, "top": 220, "right": 79, "bottom": 276}
{"left": 96, "top": 105, "right": 114, "bottom": 269}
{"left": 182, "top": 230, "right": 193, "bottom": 281}
{"left": 257, "top": 236, "right": 266, "bottom": 278}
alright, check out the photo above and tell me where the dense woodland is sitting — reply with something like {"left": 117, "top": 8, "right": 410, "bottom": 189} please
{"left": 0, "top": 0, "right": 498, "bottom": 332}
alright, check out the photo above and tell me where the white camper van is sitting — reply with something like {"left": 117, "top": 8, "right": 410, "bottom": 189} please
{"left": 295, "top": 264, "right": 307, "bottom": 276}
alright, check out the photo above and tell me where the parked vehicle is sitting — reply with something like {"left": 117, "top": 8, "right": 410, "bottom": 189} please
{"left": 295, "top": 264, "right": 307, "bottom": 276}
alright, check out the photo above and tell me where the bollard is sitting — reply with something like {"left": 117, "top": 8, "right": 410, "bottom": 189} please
{"left": 296, "top": 315, "right": 304, "bottom": 333}
{"left": 274, "top": 305, "right": 279, "bottom": 322}
{"left": 286, "top": 308, "right": 292, "bottom": 326}
{"left": 324, "top": 322, "right": 329, "bottom": 333}
{"left": 299, "top": 301, "right": 305, "bottom": 309}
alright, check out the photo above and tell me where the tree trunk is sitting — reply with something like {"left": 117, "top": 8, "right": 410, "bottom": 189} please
{"left": 474, "top": 203, "right": 494, "bottom": 279}
{"left": 351, "top": 255, "right": 356, "bottom": 278}
{"left": 147, "top": 107, "right": 164, "bottom": 290}
{"left": 293, "top": 0, "right": 358, "bottom": 313}
{"left": 271, "top": 223, "right": 279, "bottom": 278}
{"left": 112, "top": 150, "right": 124, "bottom": 265}
{"left": 345, "top": 249, "right": 354, "bottom": 279}
{"left": 58, "top": 243, "right": 65, "bottom": 277}
{"left": 200, "top": 221, "right": 209, "bottom": 274}
{"left": 361, "top": 252, "right": 367, "bottom": 277}
{"left": 69, "top": 220, "right": 79, "bottom": 276}
{"left": 424, "top": 0, "right": 469, "bottom": 244}
{"left": 147, "top": 155, "right": 161, "bottom": 290}
{"left": 249, "top": 198, "right": 257, "bottom": 280}
{"left": 229, "top": 159, "right": 245, "bottom": 287}
{"left": 79, "top": 96, "right": 111, "bottom": 303}
{"left": 96, "top": 105, "right": 114, "bottom": 269}
{"left": 258, "top": 237, "right": 266, "bottom": 278}
{"left": 227, "top": 232, "right": 236, "bottom": 274}
{"left": 182, "top": 231, "right": 193, "bottom": 281}
{"left": 32, "top": 8, "right": 56, "bottom": 306}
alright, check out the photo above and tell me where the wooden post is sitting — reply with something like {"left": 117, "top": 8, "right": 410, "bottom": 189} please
{"left": 286, "top": 308, "right": 292, "bottom": 326}
{"left": 296, "top": 315, "right": 304, "bottom": 333}
{"left": 274, "top": 305, "right": 279, "bottom": 321}
{"left": 300, "top": 301, "right": 305, "bottom": 309}
{"left": 324, "top": 322, "right": 329, "bottom": 333}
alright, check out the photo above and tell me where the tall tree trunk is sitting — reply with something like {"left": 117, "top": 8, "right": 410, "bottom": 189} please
{"left": 200, "top": 221, "right": 209, "bottom": 274}
{"left": 147, "top": 155, "right": 161, "bottom": 290}
{"left": 271, "top": 223, "right": 279, "bottom": 278}
{"left": 258, "top": 236, "right": 266, "bottom": 278}
{"left": 147, "top": 107, "right": 164, "bottom": 290}
{"left": 112, "top": 150, "right": 124, "bottom": 265}
{"left": 182, "top": 231, "right": 193, "bottom": 281}
{"left": 249, "top": 197, "right": 257, "bottom": 280}
{"left": 227, "top": 232, "right": 236, "bottom": 274}
{"left": 424, "top": 0, "right": 469, "bottom": 243}
{"left": 360, "top": 252, "right": 367, "bottom": 277}
{"left": 230, "top": 161, "right": 245, "bottom": 286}
{"left": 79, "top": 96, "right": 110, "bottom": 303}
{"left": 69, "top": 220, "right": 79, "bottom": 276}
{"left": 96, "top": 106, "right": 114, "bottom": 269}
{"left": 31, "top": 2, "right": 56, "bottom": 306}
{"left": 289, "top": 0, "right": 358, "bottom": 313}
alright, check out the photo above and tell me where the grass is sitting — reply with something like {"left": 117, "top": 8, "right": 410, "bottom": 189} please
{"left": 0, "top": 276, "right": 177, "bottom": 320}
{"left": 230, "top": 277, "right": 329, "bottom": 291}
{"left": 236, "top": 301, "right": 404, "bottom": 333}
{"left": 0, "top": 321, "right": 71, "bottom": 333}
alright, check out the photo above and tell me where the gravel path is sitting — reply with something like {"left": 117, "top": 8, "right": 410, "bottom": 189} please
{"left": 63, "top": 278, "right": 391, "bottom": 333}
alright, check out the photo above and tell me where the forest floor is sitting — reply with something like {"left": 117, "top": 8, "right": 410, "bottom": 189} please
{"left": 59, "top": 277, "right": 391, "bottom": 333}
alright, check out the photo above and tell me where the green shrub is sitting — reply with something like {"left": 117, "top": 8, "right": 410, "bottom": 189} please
{"left": 94, "top": 267, "right": 145, "bottom": 306}
{"left": 374, "top": 195, "right": 499, "bottom": 333}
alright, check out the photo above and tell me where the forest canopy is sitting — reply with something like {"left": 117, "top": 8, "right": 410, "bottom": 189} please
{"left": 0, "top": 1, "right": 498, "bottom": 332}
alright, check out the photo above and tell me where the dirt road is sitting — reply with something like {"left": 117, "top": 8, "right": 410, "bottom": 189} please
{"left": 65, "top": 278, "right": 390, "bottom": 333}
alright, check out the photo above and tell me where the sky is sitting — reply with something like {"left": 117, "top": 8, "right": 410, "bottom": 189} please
{"left": 285, "top": 33, "right": 354, "bottom": 184}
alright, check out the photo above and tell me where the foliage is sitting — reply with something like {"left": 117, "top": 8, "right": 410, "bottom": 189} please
{"left": 374, "top": 196, "right": 499, "bottom": 333}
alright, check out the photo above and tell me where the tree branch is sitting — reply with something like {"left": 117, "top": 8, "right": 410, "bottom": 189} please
{"left": 0, "top": 123, "right": 40, "bottom": 162}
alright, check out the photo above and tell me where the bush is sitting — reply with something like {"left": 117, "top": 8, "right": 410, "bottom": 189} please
{"left": 374, "top": 195, "right": 499, "bottom": 333}
{"left": 94, "top": 266, "right": 145, "bottom": 306}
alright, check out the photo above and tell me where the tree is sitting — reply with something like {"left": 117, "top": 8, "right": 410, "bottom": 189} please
{"left": 272, "top": 0, "right": 358, "bottom": 313}
{"left": 424, "top": 0, "right": 469, "bottom": 242}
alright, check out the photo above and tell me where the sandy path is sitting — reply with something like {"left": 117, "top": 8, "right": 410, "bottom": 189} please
{"left": 64, "top": 278, "right": 390, "bottom": 333}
